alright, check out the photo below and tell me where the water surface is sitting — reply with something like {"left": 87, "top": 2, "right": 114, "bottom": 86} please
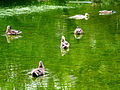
{"left": 0, "top": 3, "right": 120, "bottom": 90}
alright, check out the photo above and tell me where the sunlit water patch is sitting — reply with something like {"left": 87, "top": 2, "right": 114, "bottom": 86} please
{"left": 68, "top": 1, "right": 93, "bottom": 4}
{"left": 0, "top": 5, "right": 73, "bottom": 18}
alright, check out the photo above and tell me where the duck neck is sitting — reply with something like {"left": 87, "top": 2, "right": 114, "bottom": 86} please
{"left": 85, "top": 13, "right": 88, "bottom": 17}
{"left": 38, "top": 62, "right": 44, "bottom": 68}
{"left": 6, "top": 29, "right": 11, "bottom": 33}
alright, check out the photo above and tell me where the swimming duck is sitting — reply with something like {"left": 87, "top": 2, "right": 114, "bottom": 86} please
{"left": 99, "top": 10, "right": 116, "bottom": 15}
{"left": 60, "top": 36, "right": 70, "bottom": 49}
{"left": 74, "top": 26, "right": 84, "bottom": 35}
{"left": 69, "top": 13, "right": 89, "bottom": 20}
{"left": 31, "top": 61, "right": 45, "bottom": 77}
{"left": 6, "top": 25, "right": 22, "bottom": 35}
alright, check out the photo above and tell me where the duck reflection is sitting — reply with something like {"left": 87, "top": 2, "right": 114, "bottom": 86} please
{"left": 26, "top": 75, "right": 47, "bottom": 89}
{"left": 74, "top": 34, "right": 83, "bottom": 40}
{"left": 31, "top": 75, "right": 45, "bottom": 81}
{"left": 60, "top": 48, "right": 69, "bottom": 56}
{"left": 6, "top": 34, "right": 22, "bottom": 43}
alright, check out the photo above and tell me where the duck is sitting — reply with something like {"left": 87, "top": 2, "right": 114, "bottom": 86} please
{"left": 60, "top": 36, "right": 70, "bottom": 49}
{"left": 74, "top": 26, "right": 84, "bottom": 35}
{"left": 69, "top": 13, "right": 89, "bottom": 20}
{"left": 99, "top": 10, "right": 116, "bottom": 15}
{"left": 6, "top": 25, "right": 22, "bottom": 35}
{"left": 31, "top": 61, "right": 45, "bottom": 77}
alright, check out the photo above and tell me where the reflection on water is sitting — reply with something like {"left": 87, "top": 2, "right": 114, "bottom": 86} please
{"left": 74, "top": 34, "right": 83, "bottom": 40}
{"left": 0, "top": 5, "right": 73, "bottom": 18}
{"left": 90, "top": 34, "right": 96, "bottom": 49}
{"left": 60, "top": 48, "right": 69, "bottom": 56}
{"left": 26, "top": 68, "right": 77, "bottom": 90}
{"left": 5, "top": 35, "right": 22, "bottom": 43}
{"left": 52, "top": 75, "right": 77, "bottom": 90}
{"left": 25, "top": 76, "right": 47, "bottom": 90}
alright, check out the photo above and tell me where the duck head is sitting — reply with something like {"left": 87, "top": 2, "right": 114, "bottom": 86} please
{"left": 76, "top": 26, "right": 81, "bottom": 29}
{"left": 7, "top": 25, "right": 11, "bottom": 30}
{"left": 76, "top": 26, "right": 82, "bottom": 31}
{"left": 38, "top": 61, "right": 44, "bottom": 68}
{"left": 85, "top": 13, "right": 89, "bottom": 17}
{"left": 84, "top": 13, "right": 89, "bottom": 20}
{"left": 61, "top": 36, "right": 65, "bottom": 42}
{"left": 6, "top": 25, "right": 11, "bottom": 33}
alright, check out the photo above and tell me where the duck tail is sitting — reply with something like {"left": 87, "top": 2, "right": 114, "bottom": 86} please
{"left": 18, "top": 31, "right": 22, "bottom": 34}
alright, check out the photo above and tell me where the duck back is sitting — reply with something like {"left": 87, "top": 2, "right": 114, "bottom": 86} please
{"left": 31, "top": 61, "right": 45, "bottom": 77}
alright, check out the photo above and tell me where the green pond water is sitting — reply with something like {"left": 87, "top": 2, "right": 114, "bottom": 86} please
{"left": 0, "top": 3, "right": 120, "bottom": 90}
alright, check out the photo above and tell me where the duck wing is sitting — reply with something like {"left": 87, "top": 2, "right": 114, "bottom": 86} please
{"left": 32, "top": 68, "right": 44, "bottom": 77}
{"left": 11, "top": 30, "right": 22, "bottom": 34}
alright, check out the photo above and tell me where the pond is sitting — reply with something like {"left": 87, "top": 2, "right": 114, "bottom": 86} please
{"left": 0, "top": 1, "right": 120, "bottom": 90}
